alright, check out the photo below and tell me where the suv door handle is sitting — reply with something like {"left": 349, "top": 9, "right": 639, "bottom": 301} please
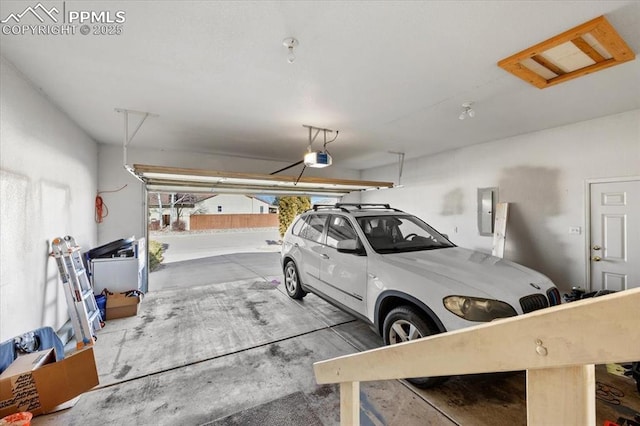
{"left": 294, "top": 243, "right": 299, "bottom": 248}
{"left": 321, "top": 254, "right": 330, "bottom": 259}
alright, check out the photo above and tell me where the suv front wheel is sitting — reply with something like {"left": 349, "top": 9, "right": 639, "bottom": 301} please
{"left": 382, "top": 306, "right": 448, "bottom": 388}
{"left": 284, "top": 260, "right": 307, "bottom": 300}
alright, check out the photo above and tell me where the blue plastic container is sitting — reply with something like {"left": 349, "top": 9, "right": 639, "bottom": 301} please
{"left": 95, "top": 294, "right": 107, "bottom": 321}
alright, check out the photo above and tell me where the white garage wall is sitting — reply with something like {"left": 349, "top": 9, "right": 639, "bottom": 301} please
{"left": 97, "top": 144, "right": 359, "bottom": 245}
{"left": 0, "top": 58, "right": 98, "bottom": 341}
{"left": 360, "top": 110, "right": 640, "bottom": 293}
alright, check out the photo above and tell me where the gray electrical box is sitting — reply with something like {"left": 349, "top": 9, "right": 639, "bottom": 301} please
{"left": 478, "top": 187, "right": 498, "bottom": 236}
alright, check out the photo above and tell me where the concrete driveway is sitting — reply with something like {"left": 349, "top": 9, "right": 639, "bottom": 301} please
{"left": 150, "top": 228, "right": 282, "bottom": 263}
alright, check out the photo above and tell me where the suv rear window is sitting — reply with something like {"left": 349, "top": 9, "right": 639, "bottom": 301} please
{"left": 291, "top": 217, "right": 305, "bottom": 236}
{"left": 298, "top": 214, "right": 326, "bottom": 243}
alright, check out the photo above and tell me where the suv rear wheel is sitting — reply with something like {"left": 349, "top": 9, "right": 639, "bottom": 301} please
{"left": 382, "top": 306, "right": 448, "bottom": 388}
{"left": 284, "top": 260, "right": 307, "bottom": 300}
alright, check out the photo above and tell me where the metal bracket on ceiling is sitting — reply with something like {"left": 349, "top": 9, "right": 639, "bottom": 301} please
{"left": 302, "top": 124, "right": 334, "bottom": 151}
{"left": 389, "top": 151, "right": 405, "bottom": 186}
{"left": 115, "top": 108, "right": 158, "bottom": 180}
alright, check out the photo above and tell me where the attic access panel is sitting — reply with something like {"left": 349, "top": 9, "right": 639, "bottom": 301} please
{"left": 498, "top": 16, "right": 635, "bottom": 89}
{"left": 132, "top": 164, "right": 394, "bottom": 196}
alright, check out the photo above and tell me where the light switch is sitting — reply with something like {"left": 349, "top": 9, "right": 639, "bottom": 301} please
{"left": 569, "top": 226, "right": 581, "bottom": 235}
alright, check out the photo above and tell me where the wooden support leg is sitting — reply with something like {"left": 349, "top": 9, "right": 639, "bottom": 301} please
{"left": 340, "top": 381, "right": 360, "bottom": 426}
{"left": 527, "top": 365, "right": 595, "bottom": 426}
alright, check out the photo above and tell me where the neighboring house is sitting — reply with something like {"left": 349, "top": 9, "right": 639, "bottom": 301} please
{"left": 194, "top": 194, "right": 276, "bottom": 215}
{"left": 148, "top": 194, "right": 278, "bottom": 230}
{"left": 148, "top": 193, "right": 211, "bottom": 230}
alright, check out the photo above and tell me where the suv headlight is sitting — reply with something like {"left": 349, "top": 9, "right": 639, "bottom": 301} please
{"left": 443, "top": 296, "right": 517, "bottom": 322}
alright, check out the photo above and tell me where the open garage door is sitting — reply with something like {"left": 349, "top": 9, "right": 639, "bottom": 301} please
{"left": 137, "top": 164, "right": 393, "bottom": 292}
{"left": 131, "top": 164, "right": 394, "bottom": 196}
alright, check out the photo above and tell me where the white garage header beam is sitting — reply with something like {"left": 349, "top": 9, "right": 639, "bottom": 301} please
{"left": 132, "top": 164, "right": 394, "bottom": 196}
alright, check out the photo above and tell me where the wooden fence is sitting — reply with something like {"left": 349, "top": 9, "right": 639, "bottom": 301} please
{"left": 190, "top": 213, "right": 278, "bottom": 230}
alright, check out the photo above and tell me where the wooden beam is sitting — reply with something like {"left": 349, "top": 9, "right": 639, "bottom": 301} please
{"left": 571, "top": 37, "right": 605, "bottom": 63}
{"left": 527, "top": 365, "right": 595, "bottom": 426}
{"left": 589, "top": 17, "right": 636, "bottom": 62}
{"left": 144, "top": 179, "right": 360, "bottom": 194}
{"left": 499, "top": 61, "right": 548, "bottom": 89}
{"left": 133, "top": 164, "right": 394, "bottom": 189}
{"left": 340, "top": 382, "right": 360, "bottom": 426}
{"left": 314, "top": 288, "right": 640, "bottom": 384}
{"left": 531, "top": 55, "right": 565, "bottom": 76}
{"left": 545, "top": 59, "right": 618, "bottom": 88}
{"left": 491, "top": 202, "right": 509, "bottom": 258}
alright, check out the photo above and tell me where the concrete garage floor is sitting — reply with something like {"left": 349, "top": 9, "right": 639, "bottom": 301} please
{"left": 33, "top": 252, "right": 640, "bottom": 425}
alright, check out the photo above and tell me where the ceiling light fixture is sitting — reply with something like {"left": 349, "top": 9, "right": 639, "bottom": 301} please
{"left": 282, "top": 37, "right": 299, "bottom": 64}
{"left": 458, "top": 102, "right": 475, "bottom": 120}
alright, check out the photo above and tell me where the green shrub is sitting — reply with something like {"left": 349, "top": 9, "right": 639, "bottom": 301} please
{"left": 278, "top": 196, "right": 311, "bottom": 237}
{"left": 149, "top": 240, "right": 164, "bottom": 271}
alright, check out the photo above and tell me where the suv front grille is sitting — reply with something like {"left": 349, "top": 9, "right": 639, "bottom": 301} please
{"left": 520, "top": 294, "right": 549, "bottom": 314}
{"left": 547, "top": 288, "right": 561, "bottom": 306}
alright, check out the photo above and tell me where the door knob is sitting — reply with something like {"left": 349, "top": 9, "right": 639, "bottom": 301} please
{"left": 592, "top": 245, "right": 601, "bottom": 251}
{"left": 592, "top": 256, "right": 601, "bottom": 262}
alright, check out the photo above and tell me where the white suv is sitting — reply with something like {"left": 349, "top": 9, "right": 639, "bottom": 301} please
{"left": 280, "top": 204, "right": 561, "bottom": 387}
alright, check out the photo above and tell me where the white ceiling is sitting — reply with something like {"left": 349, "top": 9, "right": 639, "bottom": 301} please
{"left": 1, "top": 1, "right": 639, "bottom": 170}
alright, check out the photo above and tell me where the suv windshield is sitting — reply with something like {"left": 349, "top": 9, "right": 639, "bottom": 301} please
{"left": 357, "top": 215, "right": 454, "bottom": 254}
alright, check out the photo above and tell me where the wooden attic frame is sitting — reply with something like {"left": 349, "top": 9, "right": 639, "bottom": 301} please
{"left": 498, "top": 16, "right": 635, "bottom": 89}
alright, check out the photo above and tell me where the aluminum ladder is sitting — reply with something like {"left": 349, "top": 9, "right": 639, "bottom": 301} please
{"left": 51, "top": 236, "right": 103, "bottom": 349}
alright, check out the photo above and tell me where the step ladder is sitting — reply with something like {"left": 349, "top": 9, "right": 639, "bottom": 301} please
{"left": 51, "top": 236, "right": 103, "bottom": 349}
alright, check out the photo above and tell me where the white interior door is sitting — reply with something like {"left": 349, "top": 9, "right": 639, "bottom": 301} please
{"left": 590, "top": 179, "right": 640, "bottom": 291}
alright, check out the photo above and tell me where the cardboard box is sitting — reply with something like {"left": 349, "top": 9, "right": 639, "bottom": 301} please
{"left": 0, "top": 347, "right": 98, "bottom": 418}
{"left": 106, "top": 292, "right": 140, "bottom": 319}
{"left": 0, "top": 350, "right": 55, "bottom": 380}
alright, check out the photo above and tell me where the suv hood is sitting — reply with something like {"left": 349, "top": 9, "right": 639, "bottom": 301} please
{"left": 381, "top": 247, "right": 552, "bottom": 298}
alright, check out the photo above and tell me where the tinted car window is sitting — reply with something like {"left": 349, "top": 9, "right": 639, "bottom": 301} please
{"left": 291, "top": 217, "right": 305, "bottom": 236}
{"left": 300, "top": 214, "right": 326, "bottom": 243}
{"left": 357, "top": 215, "right": 454, "bottom": 253}
{"left": 326, "top": 215, "right": 358, "bottom": 248}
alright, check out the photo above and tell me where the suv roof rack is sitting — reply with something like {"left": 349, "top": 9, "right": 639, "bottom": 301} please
{"left": 311, "top": 203, "right": 405, "bottom": 213}
{"left": 312, "top": 204, "right": 350, "bottom": 213}
{"left": 338, "top": 203, "right": 404, "bottom": 212}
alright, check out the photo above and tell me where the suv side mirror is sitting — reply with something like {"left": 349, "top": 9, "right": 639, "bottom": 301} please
{"left": 337, "top": 239, "right": 364, "bottom": 255}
